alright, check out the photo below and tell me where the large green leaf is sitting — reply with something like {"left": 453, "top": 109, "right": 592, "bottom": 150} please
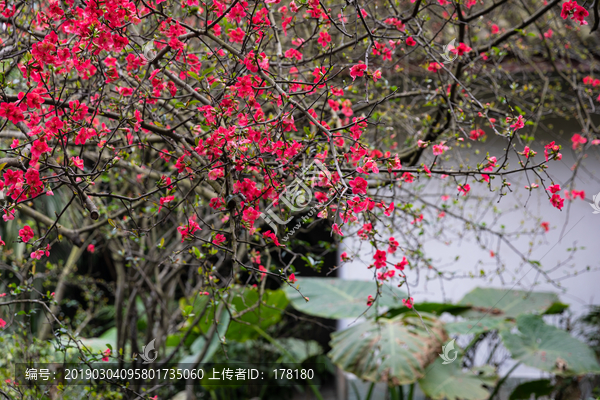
{"left": 79, "top": 327, "right": 118, "bottom": 353}
{"left": 509, "top": 379, "right": 554, "bottom": 400}
{"left": 284, "top": 278, "right": 406, "bottom": 319}
{"left": 382, "top": 302, "right": 471, "bottom": 319}
{"left": 501, "top": 314, "right": 600, "bottom": 375}
{"left": 226, "top": 288, "right": 288, "bottom": 342}
{"left": 458, "top": 288, "right": 561, "bottom": 319}
{"left": 418, "top": 357, "right": 496, "bottom": 400}
{"left": 445, "top": 317, "right": 513, "bottom": 336}
{"left": 273, "top": 338, "right": 322, "bottom": 363}
{"left": 328, "top": 313, "right": 446, "bottom": 385}
{"left": 179, "top": 310, "right": 230, "bottom": 366}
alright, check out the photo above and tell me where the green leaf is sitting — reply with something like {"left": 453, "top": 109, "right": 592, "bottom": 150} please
{"left": 192, "top": 247, "right": 201, "bottom": 259}
{"left": 500, "top": 314, "right": 600, "bottom": 375}
{"left": 79, "top": 327, "right": 118, "bottom": 352}
{"left": 226, "top": 288, "right": 289, "bottom": 342}
{"left": 445, "top": 317, "right": 512, "bottom": 335}
{"left": 188, "top": 71, "right": 200, "bottom": 81}
{"left": 418, "top": 357, "right": 496, "bottom": 400}
{"left": 180, "top": 311, "right": 230, "bottom": 366}
{"left": 383, "top": 302, "right": 471, "bottom": 318}
{"left": 284, "top": 278, "right": 406, "bottom": 319}
{"left": 509, "top": 379, "right": 554, "bottom": 400}
{"left": 165, "top": 333, "right": 182, "bottom": 347}
{"left": 200, "top": 66, "right": 215, "bottom": 77}
{"left": 328, "top": 313, "right": 446, "bottom": 385}
{"left": 457, "top": 288, "right": 560, "bottom": 319}
{"left": 273, "top": 338, "right": 322, "bottom": 363}
{"left": 543, "top": 302, "right": 568, "bottom": 315}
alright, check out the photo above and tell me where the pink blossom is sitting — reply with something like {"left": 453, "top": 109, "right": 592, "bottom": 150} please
{"left": 19, "top": 226, "right": 34, "bottom": 243}
{"left": 349, "top": 62, "right": 368, "bottom": 80}
{"left": 551, "top": 194, "right": 564, "bottom": 210}
{"left": 395, "top": 257, "right": 408, "bottom": 270}
{"left": 432, "top": 144, "right": 448, "bottom": 155}
{"left": 457, "top": 184, "right": 471, "bottom": 196}
{"left": 348, "top": 177, "right": 368, "bottom": 195}
{"left": 547, "top": 184, "right": 561, "bottom": 194}
{"left": 571, "top": 133, "right": 587, "bottom": 150}
{"left": 213, "top": 233, "right": 226, "bottom": 246}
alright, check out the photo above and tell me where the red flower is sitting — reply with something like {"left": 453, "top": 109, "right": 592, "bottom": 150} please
{"left": 470, "top": 129, "right": 485, "bottom": 140}
{"left": 213, "top": 233, "right": 226, "bottom": 246}
{"left": 547, "top": 184, "right": 561, "bottom": 194}
{"left": 367, "top": 295, "right": 374, "bottom": 306}
{"left": 402, "top": 297, "right": 414, "bottom": 308}
{"left": 510, "top": 115, "right": 525, "bottom": 130}
{"left": 373, "top": 250, "right": 387, "bottom": 269}
{"left": 451, "top": 42, "right": 471, "bottom": 56}
{"left": 571, "top": 133, "right": 587, "bottom": 150}
{"left": 317, "top": 31, "right": 331, "bottom": 47}
{"left": 395, "top": 257, "right": 408, "bottom": 271}
{"left": 228, "top": 27, "right": 245, "bottom": 43}
{"left": 572, "top": 190, "right": 585, "bottom": 200}
{"left": 177, "top": 216, "right": 201, "bottom": 242}
{"left": 405, "top": 37, "right": 416, "bottom": 46}
{"left": 0, "top": 102, "right": 25, "bottom": 124}
{"left": 263, "top": 230, "right": 284, "bottom": 247}
{"left": 349, "top": 62, "right": 368, "bottom": 80}
{"left": 541, "top": 222, "right": 550, "bottom": 232}
{"left": 550, "top": 194, "right": 564, "bottom": 210}
{"left": 428, "top": 62, "right": 442, "bottom": 72}
{"left": 572, "top": 4, "right": 589, "bottom": 25}
{"left": 19, "top": 226, "right": 34, "bottom": 243}
{"left": 349, "top": 177, "right": 368, "bottom": 194}
{"left": 457, "top": 184, "right": 471, "bottom": 196}
{"left": 561, "top": 0, "right": 577, "bottom": 19}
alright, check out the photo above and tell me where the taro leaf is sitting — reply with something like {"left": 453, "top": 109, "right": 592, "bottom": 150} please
{"left": 226, "top": 288, "right": 288, "bottom": 342}
{"left": 383, "top": 302, "right": 471, "bottom": 319}
{"left": 284, "top": 278, "right": 406, "bottom": 319}
{"left": 458, "top": 288, "right": 561, "bottom": 319}
{"left": 79, "top": 327, "right": 118, "bottom": 352}
{"left": 500, "top": 314, "right": 600, "bottom": 375}
{"left": 179, "top": 311, "right": 230, "bottom": 366}
{"left": 509, "top": 379, "right": 554, "bottom": 400}
{"left": 328, "top": 313, "right": 446, "bottom": 385}
{"left": 445, "top": 317, "right": 513, "bottom": 335}
{"left": 274, "top": 338, "right": 323, "bottom": 363}
{"left": 418, "top": 357, "right": 496, "bottom": 400}
{"left": 543, "top": 302, "right": 569, "bottom": 315}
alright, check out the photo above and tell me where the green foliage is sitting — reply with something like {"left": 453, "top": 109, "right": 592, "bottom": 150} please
{"left": 500, "top": 314, "right": 600, "bottom": 375}
{"left": 509, "top": 379, "right": 554, "bottom": 400}
{"left": 226, "top": 288, "right": 289, "bottom": 342}
{"left": 458, "top": 287, "right": 560, "bottom": 318}
{"left": 328, "top": 313, "right": 446, "bottom": 385}
{"left": 445, "top": 317, "right": 513, "bottom": 335}
{"left": 418, "top": 358, "right": 496, "bottom": 400}
{"left": 284, "top": 278, "right": 406, "bottom": 319}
